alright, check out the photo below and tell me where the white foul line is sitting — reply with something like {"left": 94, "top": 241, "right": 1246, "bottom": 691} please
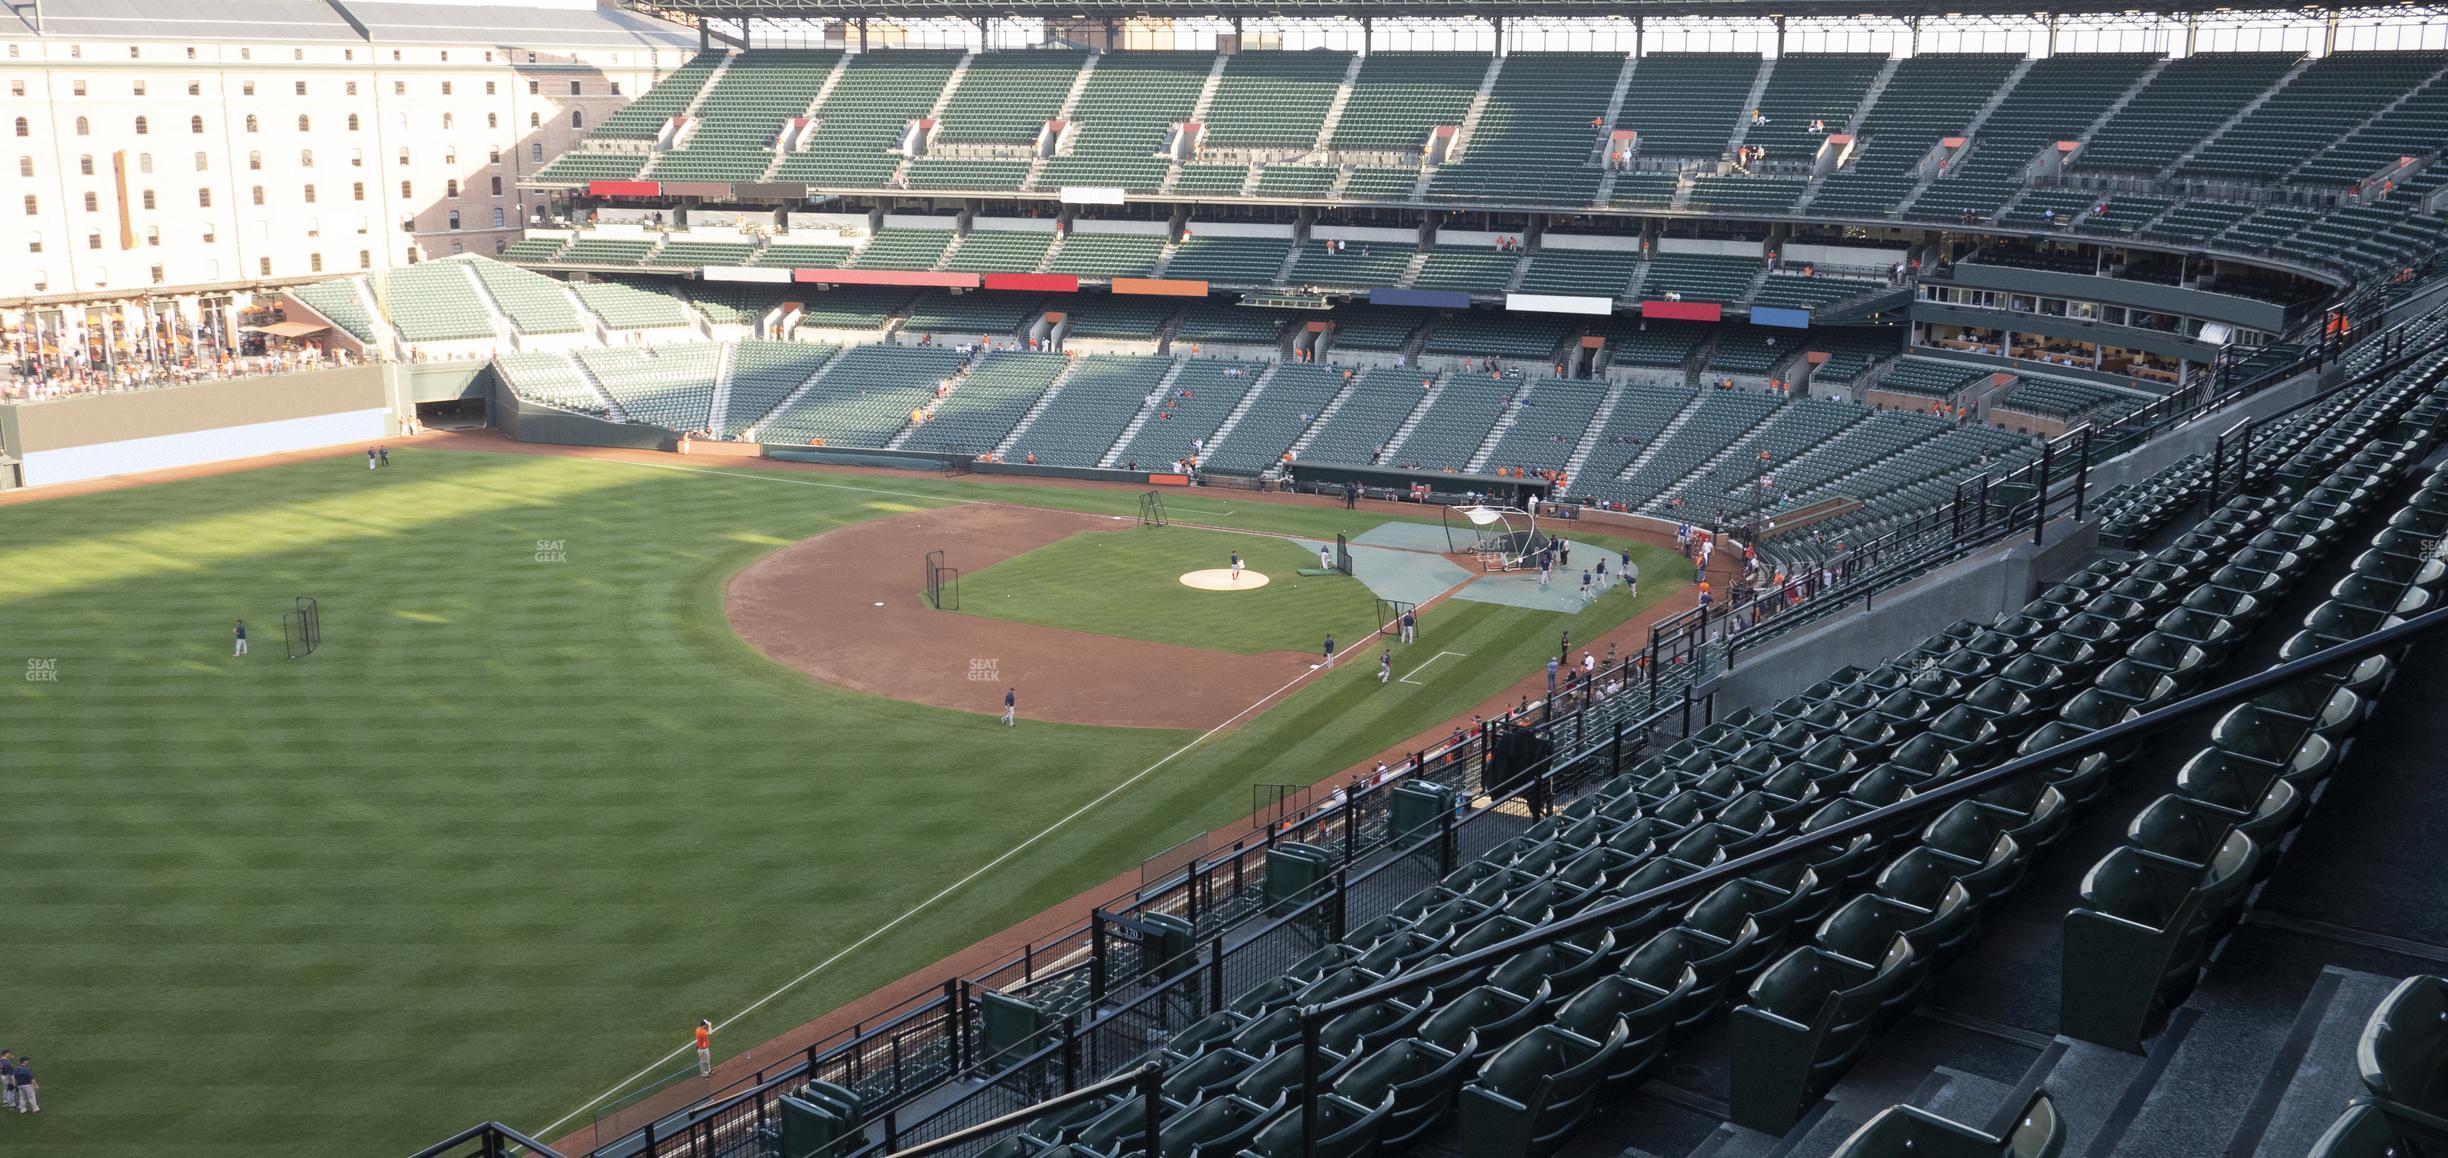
{"left": 1398, "top": 650, "right": 1469, "bottom": 685}
{"left": 527, "top": 468, "right": 1335, "bottom": 1138}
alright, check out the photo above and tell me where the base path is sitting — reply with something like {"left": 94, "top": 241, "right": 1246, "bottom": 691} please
{"left": 726, "top": 503, "right": 1319, "bottom": 730}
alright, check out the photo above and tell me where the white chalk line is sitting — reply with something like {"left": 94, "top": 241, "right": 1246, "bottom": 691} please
{"left": 530, "top": 456, "right": 1340, "bottom": 1139}
{"left": 1398, "top": 650, "right": 1469, "bottom": 685}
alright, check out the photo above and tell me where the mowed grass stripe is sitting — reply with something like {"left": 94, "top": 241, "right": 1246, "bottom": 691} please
{"left": 956, "top": 526, "right": 1382, "bottom": 654}
{"left": 0, "top": 448, "right": 1685, "bottom": 1156}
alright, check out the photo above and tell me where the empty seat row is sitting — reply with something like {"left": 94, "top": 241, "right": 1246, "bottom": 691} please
{"left": 2062, "top": 355, "right": 2446, "bottom": 1052}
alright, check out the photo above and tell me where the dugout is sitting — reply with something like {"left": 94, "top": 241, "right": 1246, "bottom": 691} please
{"left": 1283, "top": 461, "right": 1548, "bottom": 506}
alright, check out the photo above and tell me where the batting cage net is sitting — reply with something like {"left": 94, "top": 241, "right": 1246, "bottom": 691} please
{"left": 1441, "top": 505, "right": 1551, "bottom": 571}
{"left": 281, "top": 597, "right": 321, "bottom": 659}
{"left": 924, "top": 550, "right": 961, "bottom": 610}
{"left": 1376, "top": 598, "right": 1419, "bottom": 644}
{"left": 1334, "top": 531, "right": 1355, "bottom": 576}
{"left": 1139, "top": 491, "right": 1168, "bottom": 528}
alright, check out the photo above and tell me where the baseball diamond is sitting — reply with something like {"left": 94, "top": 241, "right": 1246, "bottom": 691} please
{"left": 5, "top": 1, "right": 2448, "bottom": 1156}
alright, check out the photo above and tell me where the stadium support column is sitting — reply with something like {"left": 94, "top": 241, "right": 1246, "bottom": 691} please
{"left": 1774, "top": 16, "right": 1785, "bottom": 59}
{"left": 859, "top": 17, "right": 868, "bottom": 52}
{"left": 1492, "top": 15, "right": 1505, "bottom": 56}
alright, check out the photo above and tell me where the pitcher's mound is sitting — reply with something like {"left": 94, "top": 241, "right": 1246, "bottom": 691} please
{"left": 1180, "top": 568, "right": 1271, "bottom": 591}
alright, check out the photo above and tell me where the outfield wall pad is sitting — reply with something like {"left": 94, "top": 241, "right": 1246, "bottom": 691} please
{"left": 2, "top": 365, "right": 396, "bottom": 487}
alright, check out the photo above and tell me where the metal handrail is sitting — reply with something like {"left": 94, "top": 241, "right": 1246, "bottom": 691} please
{"left": 408, "top": 1121, "right": 567, "bottom": 1158}
{"left": 883, "top": 1064, "right": 1162, "bottom": 1158}
{"left": 1287, "top": 601, "right": 2448, "bottom": 1152}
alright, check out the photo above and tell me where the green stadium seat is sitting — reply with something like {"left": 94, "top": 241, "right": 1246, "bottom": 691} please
{"left": 1830, "top": 1089, "right": 2064, "bottom": 1158}
{"left": 2061, "top": 833, "right": 2258, "bottom": 1051}
{"left": 1329, "top": 1034, "right": 1472, "bottom": 1150}
{"left": 1235, "top": 1091, "right": 1392, "bottom": 1158}
{"left": 1552, "top": 967, "right": 1696, "bottom": 1090}
{"left": 2361, "top": 976, "right": 2448, "bottom": 1134}
{"left": 1729, "top": 937, "right": 1917, "bottom": 1131}
{"left": 1457, "top": 1021, "right": 1629, "bottom": 1157}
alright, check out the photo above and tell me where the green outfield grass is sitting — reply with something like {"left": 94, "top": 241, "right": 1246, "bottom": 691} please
{"left": 954, "top": 526, "right": 1379, "bottom": 654}
{"left": 0, "top": 449, "right": 1684, "bottom": 1158}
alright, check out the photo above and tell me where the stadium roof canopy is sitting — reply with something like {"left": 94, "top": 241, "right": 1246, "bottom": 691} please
{"left": 632, "top": 0, "right": 2429, "bottom": 21}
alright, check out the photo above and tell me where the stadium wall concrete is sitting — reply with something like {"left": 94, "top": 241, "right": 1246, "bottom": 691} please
{"left": 1, "top": 366, "right": 401, "bottom": 487}
{"left": 489, "top": 371, "right": 674, "bottom": 451}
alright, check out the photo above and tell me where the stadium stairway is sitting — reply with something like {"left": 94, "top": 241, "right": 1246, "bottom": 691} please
{"left": 1189, "top": 361, "right": 1281, "bottom": 458}
{"left": 454, "top": 263, "right": 516, "bottom": 346}
{"left": 1560, "top": 381, "right": 1631, "bottom": 484}
{"left": 1602, "top": 389, "right": 1709, "bottom": 486}
{"left": 562, "top": 352, "right": 631, "bottom": 422}
{"left": 2157, "top": 54, "right": 2316, "bottom": 182}
{"left": 1282, "top": 371, "right": 1369, "bottom": 460}
{"left": 1096, "top": 359, "right": 1193, "bottom": 468}
{"left": 987, "top": 357, "right": 1086, "bottom": 458}
{"left": 730, "top": 346, "right": 849, "bottom": 439}
{"left": 1462, "top": 383, "right": 1533, "bottom": 474}
{"left": 1374, "top": 373, "right": 1449, "bottom": 464}
{"left": 707, "top": 343, "right": 738, "bottom": 434}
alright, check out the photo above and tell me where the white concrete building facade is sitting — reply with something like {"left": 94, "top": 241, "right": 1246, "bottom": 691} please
{"left": 1, "top": 0, "right": 698, "bottom": 302}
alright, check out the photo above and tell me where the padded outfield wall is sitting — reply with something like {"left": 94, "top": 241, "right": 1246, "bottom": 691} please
{"left": 0, "top": 362, "right": 485, "bottom": 489}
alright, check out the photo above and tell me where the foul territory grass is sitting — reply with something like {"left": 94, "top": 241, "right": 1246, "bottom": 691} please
{"left": 0, "top": 448, "right": 1684, "bottom": 1158}
{"left": 954, "top": 526, "right": 1380, "bottom": 654}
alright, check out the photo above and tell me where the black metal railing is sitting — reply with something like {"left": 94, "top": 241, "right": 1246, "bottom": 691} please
{"left": 410, "top": 1121, "right": 568, "bottom": 1158}
{"left": 845, "top": 695, "right": 1703, "bottom": 1157}
{"left": 1268, "top": 604, "right": 2448, "bottom": 1155}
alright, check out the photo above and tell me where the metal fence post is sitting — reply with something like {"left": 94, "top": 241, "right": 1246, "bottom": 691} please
{"left": 1437, "top": 803, "right": 1457, "bottom": 877}
{"left": 1342, "top": 794, "right": 1359, "bottom": 864}
{"left": 1089, "top": 911, "right": 1108, "bottom": 1006}
{"left": 1331, "top": 867, "right": 1349, "bottom": 943}
{"left": 1061, "top": 1017, "right": 1080, "bottom": 1093}
{"left": 1141, "top": 1062, "right": 1166, "bottom": 1153}
{"left": 1610, "top": 718, "right": 1624, "bottom": 776}
{"left": 1299, "top": 1010, "right": 1323, "bottom": 1158}
{"left": 1208, "top": 937, "right": 1226, "bottom": 1013}
{"left": 2074, "top": 427, "right": 2092, "bottom": 521}
{"left": 2034, "top": 438, "right": 2053, "bottom": 547}
{"left": 642, "top": 1122, "right": 657, "bottom": 1158}
{"left": 946, "top": 978, "right": 966, "bottom": 1075}
{"left": 1681, "top": 684, "right": 1694, "bottom": 735}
